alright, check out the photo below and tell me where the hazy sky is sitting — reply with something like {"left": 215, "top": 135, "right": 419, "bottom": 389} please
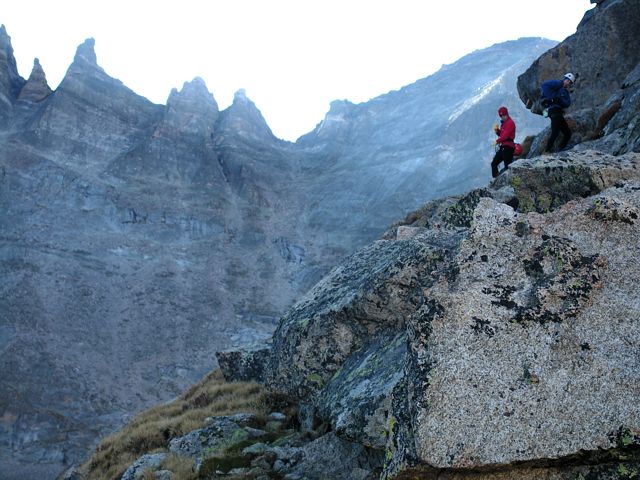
{"left": 3, "top": 1, "right": 589, "bottom": 141}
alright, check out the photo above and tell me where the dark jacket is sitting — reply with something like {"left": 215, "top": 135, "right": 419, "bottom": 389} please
{"left": 541, "top": 79, "right": 571, "bottom": 112}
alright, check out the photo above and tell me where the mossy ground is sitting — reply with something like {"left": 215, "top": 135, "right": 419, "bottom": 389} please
{"left": 79, "top": 369, "right": 293, "bottom": 480}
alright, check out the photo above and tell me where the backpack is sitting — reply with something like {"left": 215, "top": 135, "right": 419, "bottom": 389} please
{"left": 540, "top": 80, "right": 562, "bottom": 108}
{"left": 514, "top": 143, "right": 523, "bottom": 156}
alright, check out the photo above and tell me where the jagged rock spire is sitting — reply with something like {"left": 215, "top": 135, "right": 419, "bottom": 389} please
{"left": 219, "top": 88, "right": 277, "bottom": 142}
{"left": 57, "top": 37, "right": 108, "bottom": 96}
{"left": 73, "top": 38, "right": 98, "bottom": 67}
{"left": 159, "top": 77, "right": 219, "bottom": 137}
{"left": 166, "top": 77, "right": 218, "bottom": 114}
{"left": 0, "top": 24, "right": 26, "bottom": 102}
{"left": 17, "top": 58, "right": 52, "bottom": 103}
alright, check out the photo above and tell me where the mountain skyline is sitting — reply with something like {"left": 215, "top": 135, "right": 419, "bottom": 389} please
{"left": 0, "top": 1, "right": 589, "bottom": 140}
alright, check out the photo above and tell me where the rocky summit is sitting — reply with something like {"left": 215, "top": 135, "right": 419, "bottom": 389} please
{"left": 2, "top": 1, "right": 638, "bottom": 479}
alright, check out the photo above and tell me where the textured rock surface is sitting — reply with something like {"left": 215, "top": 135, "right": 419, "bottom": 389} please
{"left": 493, "top": 150, "right": 640, "bottom": 213}
{"left": 385, "top": 180, "right": 640, "bottom": 475}
{"left": 284, "top": 432, "right": 384, "bottom": 480}
{"left": 215, "top": 344, "right": 271, "bottom": 383}
{"left": 389, "top": 461, "right": 640, "bottom": 480}
{"left": 316, "top": 333, "right": 406, "bottom": 449}
{"left": 266, "top": 232, "right": 461, "bottom": 401}
{"left": 0, "top": 25, "right": 25, "bottom": 127}
{"left": 168, "top": 414, "right": 263, "bottom": 459}
{"left": 576, "top": 62, "right": 640, "bottom": 154}
{"left": 120, "top": 453, "right": 167, "bottom": 480}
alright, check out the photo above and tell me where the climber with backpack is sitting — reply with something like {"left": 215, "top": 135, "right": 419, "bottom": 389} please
{"left": 540, "top": 73, "right": 575, "bottom": 152}
{"left": 490, "top": 106, "right": 517, "bottom": 178}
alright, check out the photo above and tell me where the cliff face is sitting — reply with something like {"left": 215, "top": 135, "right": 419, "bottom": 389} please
{"left": 0, "top": 23, "right": 554, "bottom": 478}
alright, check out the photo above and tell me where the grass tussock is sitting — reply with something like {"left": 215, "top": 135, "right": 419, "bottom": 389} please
{"left": 80, "top": 369, "right": 279, "bottom": 480}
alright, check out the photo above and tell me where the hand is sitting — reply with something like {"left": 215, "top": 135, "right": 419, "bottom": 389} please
{"left": 492, "top": 140, "right": 498, "bottom": 146}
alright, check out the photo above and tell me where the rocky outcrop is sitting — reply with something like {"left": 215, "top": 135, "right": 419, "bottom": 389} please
{"left": 518, "top": 0, "right": 640, "bottom": 156}
{"left": 31, "top": 38, "right": 163, "bottom": 165}
{"left": 316, "top": 332, "right": 406, "bottom": 449}
{"left": 0, "top": 24, "right": 26, "bottom": 127}
{"left": 120, "top": 453, "right": 167, "bottom": 480}
{"left": 266, "top": 231, "right": 461, "bottom": 401}
{"left": 159, "top": 77, "right": 219, "bottom": 137}
{"left": 385, "top": 178, "right": 640, "bottom": 476}
{"left": 258, "top": 23, "right": 640, "bottom": 465}
{"left": 217, "top": 88, "right": 280, "bottom": 144}
{"left": 494, "top": 150, "right": 640, "bottom": 213}
{"left": 576, "top": 62, "right": 640, "bottom": 154}
{"left": 16, "top": 58, "right": 52, "bottom": 104}
{"left": 107, "top": 77, "right": 221, "bottom": 182}
{"left": 263, "top": 152, "right": 640, "bottom": 479}
{"left": 518, "top": 0, "right": 640, "bottom": 114}
{"left": 216, "top": 345, "right": 271, "bottom": 383}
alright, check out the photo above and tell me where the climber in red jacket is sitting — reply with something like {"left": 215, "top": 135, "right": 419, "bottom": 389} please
{"left": 491, "top": 106, "right": 516, "bottom": 178}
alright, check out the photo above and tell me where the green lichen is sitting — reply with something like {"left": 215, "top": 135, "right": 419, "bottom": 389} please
{"left": 518, "top": 197, "right": 536, "bottom": 213}
{"left": 201, "top": 428, "right": 252, "bottom": 456}
{"left": 387, "top": 415, "right": 396, "bottom": 436}
{"left": 617, "top": 464, "right": 638, "bottom": 479}
{"left": 298, "top": 317, "right": 310, "bottom": 329}
{"left": 265, "top": 420, "right": 282, "bottom": 432}
{"left": 622, "top": 430, "right": 635, "bottom": 447}
{"left": 307, "top": 373, "right": 323, "bottom": 385}
{"left": 385, "top": 447, "right": 394, "bottom": 462}
{"left": 510, "top": 176, "right": 522, "bottom": 188}
{"left": 537, "top": 193, "right": 553, "bottom": 212}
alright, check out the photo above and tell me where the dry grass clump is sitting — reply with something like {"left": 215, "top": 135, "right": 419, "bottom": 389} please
{"left": 80, "top": 369, "right": 276, "bottom": 480}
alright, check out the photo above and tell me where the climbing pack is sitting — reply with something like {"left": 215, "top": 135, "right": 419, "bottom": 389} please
{"left": 541, "top": 81, "right": 561, "bottom": 108}
{"left": 514, "top": 143, "right": 523, "bottom": 156}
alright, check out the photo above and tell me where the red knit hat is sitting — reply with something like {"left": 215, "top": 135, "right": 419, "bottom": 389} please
{"left": 498, "top": 106, "right": 508, "bottom": 117}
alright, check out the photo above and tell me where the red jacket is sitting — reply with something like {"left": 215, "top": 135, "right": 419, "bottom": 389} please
{"left": 496, "top": 117, "right": 516, "bottom": 148}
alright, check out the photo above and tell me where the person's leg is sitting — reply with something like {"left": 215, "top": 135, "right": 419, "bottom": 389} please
{"left": 491, "top": 150, "right": 502, "bottom": 178}
{"left": 558, "top": 115, "right": 572, "bottom": 150}
{"left": 546, "top": 116, "right": 561, "bottom": 152}
{"left": 503, "top": 146, "right": 515, "bottom": 169}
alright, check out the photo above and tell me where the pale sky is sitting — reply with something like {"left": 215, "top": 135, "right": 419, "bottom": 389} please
{"left": 3, "top": 1, "right": 589, "bottom": 141}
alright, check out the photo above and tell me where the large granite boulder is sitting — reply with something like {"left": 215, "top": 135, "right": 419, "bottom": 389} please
{"left": 576, "top": 62, "right": 640, "bottom": 155}
{"left": 384, "top": 177, "right": 640, "bottom": 477}
{"left": 266, "top": 231, "right": 462, "bottom": 402}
